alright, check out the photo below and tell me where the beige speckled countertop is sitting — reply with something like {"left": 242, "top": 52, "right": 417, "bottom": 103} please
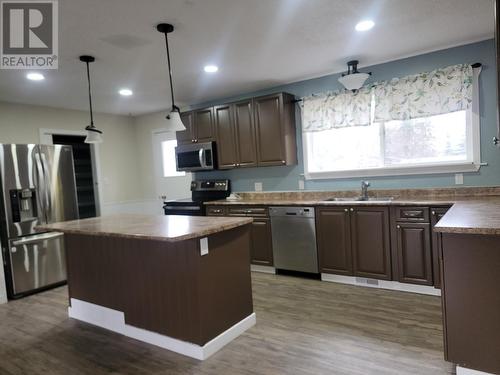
{"left": 35, "top": 214, "right": 253, "bottom": 242}
{"left": 204, "top": 187, "right": 500, "bottom": 235}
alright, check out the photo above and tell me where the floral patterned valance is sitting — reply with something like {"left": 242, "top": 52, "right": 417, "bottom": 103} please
{"left": 302, "top": 87, "right": 372, "bottom": 132}
{"left": 373, "top": 64, "right": 473, "bottom": 122}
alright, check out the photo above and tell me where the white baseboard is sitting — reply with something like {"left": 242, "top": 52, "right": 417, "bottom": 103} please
{"left": 457, "top": 365, "right": 494, "bottom": 375}
{"left": 321, "top": 273, "right": 441, "bottom": 296}
{"left": 68, "top": 298, "right": 255, "bottom": 360}
{"left": 251, "top": 265, "right": 276, "bottom": 274}
{"left": 101, "top": 200, "right": 162, "bottom": 215}
{"left": 0, "top": 251, "right": 7, "bottom": 304}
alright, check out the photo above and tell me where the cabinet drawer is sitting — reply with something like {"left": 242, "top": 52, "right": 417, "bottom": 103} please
{"left": 227, "top": 206, "right": 268, "bottom": 217}
{"left": 206, "top": 206, "right": 226, "bottom": 216}
{"left": 395, "top": 207, "right": 430, "bottom": 223}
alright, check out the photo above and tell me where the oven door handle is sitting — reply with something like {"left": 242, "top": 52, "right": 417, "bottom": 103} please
{"left": 199, "top": 148, "right": 207, "bottom": 168}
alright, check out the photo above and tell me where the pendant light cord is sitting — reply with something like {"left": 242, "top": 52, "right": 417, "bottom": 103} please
{"left": 163, "top": 33, "right": 178, "bottom": 112}
{"left": 85, "top": 61, "right": 95, "bottom": 127}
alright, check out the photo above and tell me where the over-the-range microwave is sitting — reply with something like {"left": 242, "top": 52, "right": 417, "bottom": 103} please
{"left": 175, "top": 141, "right": 216, "bottom": 172}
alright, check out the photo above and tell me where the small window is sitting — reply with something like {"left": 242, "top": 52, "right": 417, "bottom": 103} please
{"left": 161, "top": 140, "right": 185, "bottom": 177}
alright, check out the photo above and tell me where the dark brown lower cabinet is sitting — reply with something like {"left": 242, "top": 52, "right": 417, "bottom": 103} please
{"left": 316, "top": 207, "right": 353, "bottom": 275}
{"left": 350, "top": 207, "right": 392, "bottom": 280}
{"left": 430, "top": 207, "right": 450, "bottom": 288}
{"left": 250, "top": 218, "right": 274, "bottom": 266}
{"left": 395, "top": 223, "right": 433, "bottom": 285}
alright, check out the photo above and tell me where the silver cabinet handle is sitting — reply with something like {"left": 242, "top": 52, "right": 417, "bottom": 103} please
{"left": 344, "top": 208, "right": 348, "bottom": 212}
{"left": 350, "top": 208, "right": 354, "bottom": 212}
{"left": 12, "top": 232, "right": 64, "bottom": 246}
{"left": 396, "top": 225, "right": 401, "bottom": 229}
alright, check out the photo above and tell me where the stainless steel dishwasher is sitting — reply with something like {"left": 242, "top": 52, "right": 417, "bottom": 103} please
{"left": 269, "top": 206, "right": 318, "bottom": 273}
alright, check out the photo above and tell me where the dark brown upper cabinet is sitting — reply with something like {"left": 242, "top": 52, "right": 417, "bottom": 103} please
{"left": 350, "top": 207, "right": 392, "bottom": 280}
{"left": 176, "top": 111, "right": 194, "bottom": 145}
{"left": 214, "top": 100, "right": 258, "bottom": 169}
{"left": 316, "top": 207, "right": 353, "bottom": 276}
{"left": 395, "top": 223, "right": 433, "bottom": 286}
{"left": 176, "top": 107, "right": 215, "bottom": 145}
{"left": 254, "top": 93, "right": 297, "bottom": 167}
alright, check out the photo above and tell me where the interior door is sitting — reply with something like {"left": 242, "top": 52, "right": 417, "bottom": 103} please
{"left": 0, "top": 144, "right": 45, "bottom": 238}
{"left": 8, "top": 231, "right": 66, "bottom": 295}
{"left": 38, "top": 145, "right": 79, "bottom": 223}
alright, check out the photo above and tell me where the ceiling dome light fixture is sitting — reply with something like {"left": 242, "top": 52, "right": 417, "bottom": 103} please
{"left": 156, "top": 23, "right": 186, "bottom": 132}
{"left": 79, "top": 55, "right": 103, "bottom": 144}
{"left": 338, "top": 60, "right": 371, "bottom": 92}
{"left": 355, "top": 20, "right": 375, "bottom": 32}
{"left": 204, "top": 65, "right": 218, "bottom": 73}
{"left": 26, "top": 72, "right": 45, "bottom": 81}
{"left": 119, "top": 88, "right": 133, "bottom": 96}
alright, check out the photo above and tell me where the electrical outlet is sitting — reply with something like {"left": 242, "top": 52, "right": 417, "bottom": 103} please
{"left": 298, "top": 180, "right": 305, "bottom": 190}
{"left": 254, "top": 182, "right": 263, "bottom": 192}
{"left": 200, "top": 237, "right": 209, "bottom": 256}
{"left": 455, "top": 173, "right": 464, "bottom": 185}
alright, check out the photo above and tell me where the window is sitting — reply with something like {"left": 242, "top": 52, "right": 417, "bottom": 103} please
{"left": 303, "top": 66, "right": 481, "bottom": 179}
{"left": 161, "top": 139, "right": 185, "bottom": 177}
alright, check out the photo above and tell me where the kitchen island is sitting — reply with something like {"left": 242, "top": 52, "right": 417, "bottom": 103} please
{"left": 36, "top": 214, "right": 255, "bottom": 360}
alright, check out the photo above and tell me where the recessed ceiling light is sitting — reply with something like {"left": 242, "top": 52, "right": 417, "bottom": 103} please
{"left": 355, "top": 20, "right": 375, "bottom": 32}
{"left": 119, "top": 88, "right": 133, "bottom": 96}
{"left": 26, "top": 72, "right": 45, "bottom": 81}
{"left": 204, "top": 65, "right": 218, "bottom": 73}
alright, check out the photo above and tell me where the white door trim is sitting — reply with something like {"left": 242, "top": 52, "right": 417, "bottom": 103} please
{"left": 39, "top": 128, "right": 102, "bottom": 216}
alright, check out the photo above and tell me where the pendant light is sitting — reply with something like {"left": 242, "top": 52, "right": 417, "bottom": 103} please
{"left": 156, "top": 23, "right": 186, "bottom": 131}
{"left": 338, "top": 60, "right": 371, "bottom": 92}
{"left": 79, "top": 55, "right": 103, "bottom": 143}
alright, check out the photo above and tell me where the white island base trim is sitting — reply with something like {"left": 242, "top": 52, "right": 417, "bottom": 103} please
{"left": 68, "top": 298, "right": 256, "bottom": 360}
{"left": 321, "top": 274, "right": 441, "bottom": 296}
{"left": 457, "top": 365, "right": 494, "bottom": 375}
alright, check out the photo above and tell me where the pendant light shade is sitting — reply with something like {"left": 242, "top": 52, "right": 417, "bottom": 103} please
{"left": 79, "top": 55, "right": 103, "bottom": 144}
{"left": 338, "top": 60, "right": 371, "bottom": 91}
{"left": 166, "top": 110, "right": 186, "bottom": 132}
{"left": 157, "top": 23, "right": 186, "bottom": 131}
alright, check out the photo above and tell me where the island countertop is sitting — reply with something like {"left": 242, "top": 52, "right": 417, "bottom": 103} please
{"left": 35, "top": 213, "right": 253, "bottom": 242}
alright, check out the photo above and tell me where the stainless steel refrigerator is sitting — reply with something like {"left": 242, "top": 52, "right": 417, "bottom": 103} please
{"left": 0, "top": 144, "right": 79, "bottom": 299}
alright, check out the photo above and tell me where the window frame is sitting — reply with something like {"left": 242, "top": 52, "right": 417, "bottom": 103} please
{"left": 152, "top": 129, "right": 185, "bottom": 179}
{"left": 302, "top": 69, "right": 482, "bottom": 180}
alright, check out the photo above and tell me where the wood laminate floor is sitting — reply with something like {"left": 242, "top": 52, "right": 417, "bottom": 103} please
{"left": 0, "top": 273, "right": 453, "bottom": 375}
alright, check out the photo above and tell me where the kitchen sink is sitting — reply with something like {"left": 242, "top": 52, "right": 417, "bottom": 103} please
{"left": 322, "top": 196, "right": 394, "bottom": 202}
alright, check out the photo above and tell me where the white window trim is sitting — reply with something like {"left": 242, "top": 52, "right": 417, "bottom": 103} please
{"left": 302, "top": 68, "right": 482, "bottom": 180}
{"left": 151, "top": 128, "right": 185, "bottom": 179}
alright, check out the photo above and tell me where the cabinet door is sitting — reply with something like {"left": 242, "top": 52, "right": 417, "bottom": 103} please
{"left": 431, "top": 207, "right": 450, "bottom": 288}
{"left": 234, "top": 99, "right": 257, "bottom": 168}
{"left": 254, "top": 94, "right": 286, "bottom": 166}
{"left": 351, "top": 207, "right": 391, "bottom": 280}
{"left": 214, "top": 104, "right": 237, "bottom": 169}
{"left": 396, "top": 223, "right": 433, "bottom": 285}
{"left": 250, "top": 218, "right": 274, "bottom": 266}
{"left": 194, "top": 107, "right": 215, "bottom": 143}
{"left": 316, "top": 208, "right": 353, "bottom": 275}
{"left": 176, "top": 111, "right": 194, "bottom": 145}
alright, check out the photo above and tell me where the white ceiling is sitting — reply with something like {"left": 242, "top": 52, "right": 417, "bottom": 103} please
{"left": 0, "top": 0, "right": 494, "bottom": 115}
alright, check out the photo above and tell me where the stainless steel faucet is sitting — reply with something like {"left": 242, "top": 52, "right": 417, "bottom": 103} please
{"left": 361, "top": 181, "right": 370, "bottom": 200}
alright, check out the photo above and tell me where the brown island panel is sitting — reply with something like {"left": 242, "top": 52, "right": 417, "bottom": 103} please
{"left": 440, "top": 233, "right": 500, "bottom": 374}
{"left": 64, "top": 224, "right": 253, "bottom": 346}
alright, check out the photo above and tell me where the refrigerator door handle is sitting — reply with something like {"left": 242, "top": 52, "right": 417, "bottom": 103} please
{"left": 40, "top": 152, "right": 52, "bottom": 217}
{"left": 34, "top": 151, "right": 48, "bottom": 223}
{"left": 12, "top": 232, "right": 64, "bottom": 246}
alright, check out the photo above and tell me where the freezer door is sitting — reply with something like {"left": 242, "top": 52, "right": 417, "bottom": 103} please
{"left": 8, "top": 231, "right": 66, "bottom": 295}
{"left": 0, "top": 144, "right": 46, "bottom": 238}
{"left": 38, "top": 145, "right": 79, "bottom": 223}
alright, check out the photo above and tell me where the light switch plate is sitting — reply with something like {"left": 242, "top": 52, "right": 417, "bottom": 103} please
{"left": 254, "top": 182, "right": 263, "bottom": 192}
{"left": 455, "top": 173, "right": 464, "bottom": 185}
{"left": 298, "top": 180, "right": 305, "bottom": 190}
{"left": 200, "top": 237, "right": 209, "bottom": 256}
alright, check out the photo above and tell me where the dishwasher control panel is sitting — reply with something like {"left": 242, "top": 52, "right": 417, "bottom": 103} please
{"left": 269, "top": 206, "right": 315, "bottom": 218}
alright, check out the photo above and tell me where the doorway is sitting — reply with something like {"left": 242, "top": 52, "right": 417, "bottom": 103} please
{"left": 52, "top": 135, "right": 98, "bottom": 218}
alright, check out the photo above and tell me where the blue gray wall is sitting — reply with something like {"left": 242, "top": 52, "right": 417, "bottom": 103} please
{"left": 195, "top": 39, "right": 498, "bottom": 192}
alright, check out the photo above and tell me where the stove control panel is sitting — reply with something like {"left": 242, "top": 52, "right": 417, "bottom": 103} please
{"left": 191, "top": 179, "right": 230, "bottom": 192}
